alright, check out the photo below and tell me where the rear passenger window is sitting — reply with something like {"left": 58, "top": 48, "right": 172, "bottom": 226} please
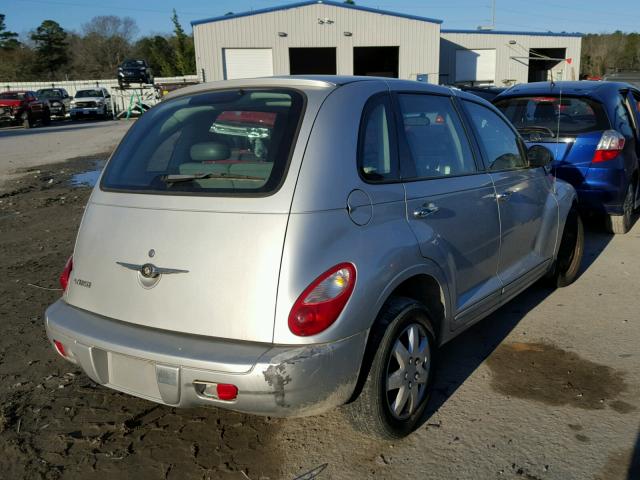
{"left": 358, "top": 94, "right": 397, "bottom": 182}
{"left": 397, "top": 94, "right": 476, "bottom": 179}
{"left": 463, "top": 101, "right": 526, "bottom": 171}
{"left": 614, "top": 95, "right": 635, "bottom": 139}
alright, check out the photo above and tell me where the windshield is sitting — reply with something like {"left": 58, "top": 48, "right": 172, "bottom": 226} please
{"left": 494, "top": 95, "right": 610, "bottom": 138}
{"left": 123, "top": 60, "right": 144, "bottom": 68}
{"left": 76, "top": 90, "right": 103, "bottom": 98}
{"left": 0, "top": 92, "right": 25, "bottom": 100}
{"left": 37, "top": 89, "right": 62, "bottom": 99}
{"left": 101, "top": 89, "right": 305, "bottom": 195}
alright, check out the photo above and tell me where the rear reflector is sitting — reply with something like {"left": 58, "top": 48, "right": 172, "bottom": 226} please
{"left": 193, "top": 381, "right": 238, "bottom": 401}
{"left": 216, "top": 383, "right": 239, "bottom": 401}
{"left": 53, "top": 340, "right": 67, "bottom": 358}
{"left": 593, "top": 130, "right": 625, "bottom": 163}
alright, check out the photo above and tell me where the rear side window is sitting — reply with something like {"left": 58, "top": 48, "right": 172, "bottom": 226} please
{"left": 358, "top": 94, "right": 397, "bottom": 182}
{"left": 613, "top": 95, "right": 635, "bottom": 139}
{"left": 463, "top": 100, "right": 526, "bottom": 171}
{"left": 494, "top": 95, "right": 609, "bottom": 138}
{"left": 397, "top": 94, "right": 476, "bottom": 179}
{"left": 102, "top": 89, "right": 304, "bottom": 195}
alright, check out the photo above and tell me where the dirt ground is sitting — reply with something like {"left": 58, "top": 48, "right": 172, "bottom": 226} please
{"left": 0, "top": 124, "right": 639, "bottom": 479}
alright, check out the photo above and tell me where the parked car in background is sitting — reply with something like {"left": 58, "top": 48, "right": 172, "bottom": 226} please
{"left": 45, "top": 76, "right": 583, "bottom": 439}
{"left": 118, "top": 59, "right": 154, "bottom": 87}
{"left": 604, "top": 71, "right": 640, "bottom": 89}
{"left": 458, "top": 85, "right": 507, "bottom": 102}
{"left": 494, "top": 81, "right": 640, "bottom": 233}
{"left": 70, "top": 88, "right": 113, "bottom": 120}
{"left": 36, "top": 88, "right": 72, "bottom": 118}
{"left": 0, "top": 90, "right": 51, "bottom": 128}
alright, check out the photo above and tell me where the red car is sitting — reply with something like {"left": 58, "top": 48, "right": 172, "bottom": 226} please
{"left": 0, "top": 90, "right": 51, "bottom": 128}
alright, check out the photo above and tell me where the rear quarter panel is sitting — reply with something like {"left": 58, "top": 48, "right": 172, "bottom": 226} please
{"left": 274, "top": 80, "right": 452, "bottom": 345}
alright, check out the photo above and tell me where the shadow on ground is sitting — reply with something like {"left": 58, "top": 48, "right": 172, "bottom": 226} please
{"left": 421, "top": 226, "right": 615, "bottom": 426}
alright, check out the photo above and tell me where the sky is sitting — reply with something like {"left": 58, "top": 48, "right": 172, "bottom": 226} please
{"left": 1, "top": 0, "right": 639, "bottom": 38}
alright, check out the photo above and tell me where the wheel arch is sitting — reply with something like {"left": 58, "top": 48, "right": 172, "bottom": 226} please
{"left": 346, "top": 268, "right": 449, "bottom": 405}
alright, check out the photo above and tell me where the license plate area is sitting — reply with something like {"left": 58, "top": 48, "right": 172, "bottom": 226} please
{"left": 108, "top": 352, "right": 162, "bottom": 400}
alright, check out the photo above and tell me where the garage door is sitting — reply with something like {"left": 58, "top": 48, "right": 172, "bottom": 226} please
{"left": 223, "top": 48, "right": 273, "bottom": 80}
{"left": 455, "top": 49, "right": 496, "bottom": 84}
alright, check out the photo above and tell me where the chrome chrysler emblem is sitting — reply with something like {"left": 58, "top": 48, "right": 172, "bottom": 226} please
{"left": 116, "top": 262, "right": 189, "bottom": 278}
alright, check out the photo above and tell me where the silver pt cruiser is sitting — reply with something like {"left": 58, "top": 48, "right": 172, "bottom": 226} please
{"left": 45, "top": 76, "right": 584, "bottom": 438}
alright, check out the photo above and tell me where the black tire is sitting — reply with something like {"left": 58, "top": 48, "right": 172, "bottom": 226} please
{"left": 21, "top": 112, "right": 32, "bottom": 128}
{"left": 42, "top": 109, "right": 51, "bottom": 126}
{"left": 344, "top": 297, "right": 436, "bottom": 439}
{"left": 547, "top": 205, "right": 584, "bottom": 288}
{"left": 607, "top": 182, "right": 635, "bottom": 234}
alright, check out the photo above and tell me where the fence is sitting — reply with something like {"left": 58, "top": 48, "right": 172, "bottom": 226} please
{"left": 0, "top": 75, "right": 199, "bottom": 98}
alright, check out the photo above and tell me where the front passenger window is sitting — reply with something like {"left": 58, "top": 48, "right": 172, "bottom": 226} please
{"left": 463, "top": 101, "right": 526, "bottom": 171}
{"left": 397, "top": 94, "right": 476, "bottom": 178}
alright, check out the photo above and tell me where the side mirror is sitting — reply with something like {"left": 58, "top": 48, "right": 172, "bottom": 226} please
{"left": 528, "top": 145, "right": 554, "bottom": 168}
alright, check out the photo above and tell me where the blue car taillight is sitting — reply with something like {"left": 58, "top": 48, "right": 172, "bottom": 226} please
{"left": 592, "top": 130, "right": 625, "bottom": 163}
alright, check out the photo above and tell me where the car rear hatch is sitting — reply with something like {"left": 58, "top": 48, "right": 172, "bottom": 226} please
{"left": 495, "top": 95, "right": 611, "bottom": 186}
{"left": 64, "top": 85, "right": 322, "bottom": 343}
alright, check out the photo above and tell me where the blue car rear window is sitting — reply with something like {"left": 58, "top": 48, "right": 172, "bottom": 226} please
{"left": 495, "top": 96, "right": 609, "bottom": 138}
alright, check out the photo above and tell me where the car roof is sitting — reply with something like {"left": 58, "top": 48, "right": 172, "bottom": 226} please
{"left": 166, "top": 75, "right": 456, "bottom": 100}
{"left": 497, "top": 81, "right": 638, "bottom": 99}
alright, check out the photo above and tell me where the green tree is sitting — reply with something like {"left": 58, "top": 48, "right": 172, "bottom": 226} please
{"left": 0, "top": 14, "right": 20, "bottom": 50}
{"left": 171, "top": 9, "right": 195, "bottom": 75}
{"left": 30, "top": 20, "right": 69, "bottom": 79}
{"left": 135, "top": 35, "right": 176, "bottom": 76}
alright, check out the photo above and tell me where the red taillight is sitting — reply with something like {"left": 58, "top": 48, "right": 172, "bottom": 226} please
{"left": 288, "top": 263, "right": 356, "bottom": 336}
{"left": 59, "top": 256, "right": 73, "bottom": 291}
{"left": 592, "top": 130, "right": 625, "bottom": 163}
{"left": 216, "top": 383, "right": 238, "bottom": 401}
{"left": 53, "top": 340, "right": 67, "bottom": 357}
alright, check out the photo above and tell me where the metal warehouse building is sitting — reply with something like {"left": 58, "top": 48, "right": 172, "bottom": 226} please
{"left": 191, "top": 0, "right": 582, "bottom": 87}
{"left": 440, "top": 30, "right": 582, "bottom": 87}
{"left": 192, "top": 1, "right": 441, "bottom": 83}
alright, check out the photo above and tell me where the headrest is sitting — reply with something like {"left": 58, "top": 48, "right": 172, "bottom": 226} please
{"left": 404, "top": 114, "right": 430, "bottom": 127}
{"left": 190, "top": 142, "right": 230, "bottom": 162}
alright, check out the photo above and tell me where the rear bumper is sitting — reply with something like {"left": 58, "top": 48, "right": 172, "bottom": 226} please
{"left": 560, "top": 166, "right": 630, "bottom": 216}
{"left": 44, "top": 300, "right": 366, "bottom": 417}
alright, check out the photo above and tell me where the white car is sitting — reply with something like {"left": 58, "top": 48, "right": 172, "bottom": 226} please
{"left": 70, "top": 87, "right": 113, "bottom": 120}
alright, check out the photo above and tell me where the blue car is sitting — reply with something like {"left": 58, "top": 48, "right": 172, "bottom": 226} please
{"left": 494, "top": 81, "right": 640, "bottom": 233}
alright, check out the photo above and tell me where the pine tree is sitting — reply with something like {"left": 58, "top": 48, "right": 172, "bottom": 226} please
{"left": 0, "top": 14, "right": 20, "bottom": 50}
{"left": 30, "top": 20, "right": 69, "bottom": 79}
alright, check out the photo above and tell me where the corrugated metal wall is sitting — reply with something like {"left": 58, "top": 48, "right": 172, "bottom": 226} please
{"left": 193, "top": 3, "right": 441, "bottom": 83}
{"left": 440, "top": 32, "right": 582, "bottom": 86}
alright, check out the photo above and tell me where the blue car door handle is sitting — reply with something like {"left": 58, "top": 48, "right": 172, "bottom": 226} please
{"left": 413, "top": 203, "right": 440, "bottom": 218}
{"left": 495, "top": 190, "right": 514, "bottom": 202}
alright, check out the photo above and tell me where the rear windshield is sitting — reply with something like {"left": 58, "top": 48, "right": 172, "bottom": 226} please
{"left": 37, "top": 89, "right": 62, "bottom": 99}
{"left": 101, "top": 89, "right": 304, "bottom": 195}
{"left": 494, "top": 95, "right": 609, "bottom": 138}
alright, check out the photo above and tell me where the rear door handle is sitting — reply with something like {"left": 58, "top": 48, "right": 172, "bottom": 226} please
{"left": 495, "top": 190, "right": 514, "bottom": 201}
{"left": 413, "top": 203, "right": 440, "bottom": 219}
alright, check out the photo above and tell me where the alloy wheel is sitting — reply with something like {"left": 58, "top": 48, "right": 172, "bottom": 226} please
{"left": 385, "top": 323, "right": 430, "bottom": 420}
